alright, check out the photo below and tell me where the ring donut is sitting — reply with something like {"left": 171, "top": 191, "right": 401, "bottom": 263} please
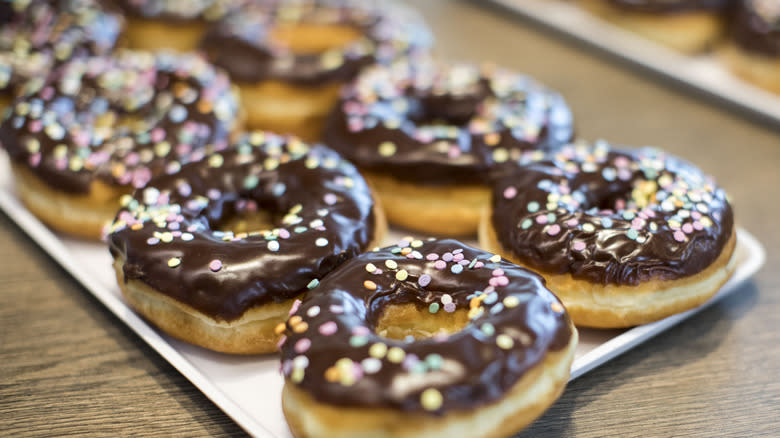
{"left": 323, "top": 58, "right": 574, "bottom": 235}
{"left": 200, "top": 0, "right": 433, "bottom": 140}
{"left": 0, "top": 0, "right": 123, "bottom": 108}
{"left": 108, "top": 132, "right": 386, "bottom": 354}
{"left": 279, "top": 238, "right": 576, "bottom": 438}
{"left": 479, "top": 140, "right": 737, "bottom": 328}
{"left": 0, "top": 50, "right": 241, "bottom": 238}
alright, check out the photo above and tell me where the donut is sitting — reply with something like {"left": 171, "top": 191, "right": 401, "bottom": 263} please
{"left": 479, "top": 141, "right": 737, "bottom": 328}
{"left": 113, "top": 0, "right": 245, "bottom": 52}
{"left": 0, "top": 0, "right": 123, "bottom": 108}
{"left": 579, "top": 0, "right": 730, "bottom": 52}
{"left": 721, "top": 0, "right": 780, "bottom": 93}
{"left": 200, "top": 0, "right": 433, "bottom": 140}
{"left": 322, "top": 59, "right": 574, "bottom": 236}
{"left": 279, "top": 238, "right": 577, "bottom": 438}
{"left": 107, "top": 132, "right": 387, "bottom": 354}
{"left": 0, "top": 50, "right": 241, "bottom": 239}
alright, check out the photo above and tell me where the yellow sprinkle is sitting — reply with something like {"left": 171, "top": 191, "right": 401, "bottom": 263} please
{"left": 420, "top": 388, "right": 443, "bottom": 411}
{"left": 489, "top": 255, "right": 501, "bottom": 263}
{"left": 369, "top": 343, "right": 387, "bottom": 359}
{"left": 496, "top": 334, "right": 514, "bottom": 350}
{"left": 365, "top": 263, "right": 377, "bottom": 273}
{"left": 378, "top": 141, "right": 397, "bottom": 157}
{"left": 291, "top": 368, "right": 304, "bottom": 383}
{"left": 395, "top": 270, "right": 408, "bottom": 281}
{"left": 385, "top": 260, "right": 398, "bottom": 269}
{"left": 364, "top": 280, "right": 377, "bottom": 290}
{"left": 503, "top": 296, "right": 520, "bottom": 308}
{"left": 292, "top": 322, "right": 309, "bottom": 333}
{"left": 387, "top": 347, "right": 405, "bottom": 363}
{"left": 289, "top": 316, "right": 302, "bottom": 326}
{"left": 167, "top": 257, "right": 181, "bottom": 268}
{"left": 274, "top": 323, "right": 287, "bottom": 335}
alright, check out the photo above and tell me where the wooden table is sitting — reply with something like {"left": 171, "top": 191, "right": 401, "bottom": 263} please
{"left": 2, "top": 1, "right": 778, "bottom": 436}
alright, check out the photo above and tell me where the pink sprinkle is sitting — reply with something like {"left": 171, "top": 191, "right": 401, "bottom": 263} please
{"left": 324, "top": 193, "right": 338, "bottom": 205}
{"left": 426, "top": 253, "right": 439, "bottom": 261}
{"left": 277, "top": 335, "right": 287, "bottom": 350}
{"left": 442, "top": 252, "right": 453, "bottom": 262}
{"left": 28, "top": 120, "right": 42, "bottom": 133}
{"left": 434, "top": 260, "right": 447, "bottom": 270}
{"left": 566, "top": 218, "right": 579, "bottom": 227}
{"left": 209, "top": 260, "right": 222, "bottom": 272}
{"left": 294, "top": 338, "right": 311, "bottom": 353}
{"left": 682, "top": 223, "right": 694, "bottom": 234}
{"left": 547, "top": 224, "right": 561, "bottom": 236}
{"left": 674, "top": 230, "right": 686, "bottom": 242}
{"left": 289, "top": 299, "right": 302, "bottom": 316}
{"left": 692, "top": 211, "right": 702, "bottom": 220}
{"left": 40, "top": 86, "right": 54, "bottom": 100}
{"left": 693, "top": 221, "right": 704, "bottom": 231}
{"left": 319, "top": 321, "right": 338, "bottom": 336}
{"left": 278, "top": 229, "right": 290, "bottom": 239}
{"left": 489, "top": 277, "right": 499, "bottom": 287}
{"left": 443, "top": 303, "right": 456, "bottom": 313}
{"left": 453, "top": 253, "right": 464, "bottom": 262}
{"left": 151, "top": 127, "right": 165, "bottom": 143}
{"left": 352, "top": 326, "right": 370, "bottom": 336}
{"left": 503, "top": 186, "right": 517, "bottom": 199}
{"left": 492, "top": 269, "right": 504, "bottom": 277}
{"left": 448, "top": 145, "right": 461, "bottom": 158}
{"left": 572, "top": 241, "right": 586, "bottom": 251}
{"left": 474, "top": 262, "right": 485, "bottom": 269}
{"left": 330, "top": 305, "right": 344, "bottom": 314}
{"left": 496, "top": 276, "right": 509, "bottom": 286}
{"left": 536, "top": 215, "right": 548, "bottom": 225}
{"left": 28, "top": 153, "right": 41, "bottom": 167}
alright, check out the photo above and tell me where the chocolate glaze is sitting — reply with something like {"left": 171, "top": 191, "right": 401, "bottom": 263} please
{"left": 0, "top": 0, "right": 123, "bottom": 95}
{"left": 322, "top": 60, "right": 574, "bottom": 186}
{"left": 108, "top": 133, "right": 377, "bottom": 321}
{"left": 280, "top": 238, "right": 573, "bottom": 413}
{"left": 0, "top": 50, "right": 240, "bottom": 194}
{"left": 731, "top": 0, "right": 780, "bottom": 56}
{"left": 491, "top": 141, "right": 734, "bottom": 285}
{"left": 605, "top": 0, "right": 730, "bottom": 14}
{"left": 200, "top": 0, "right": 433, "bottom": 85}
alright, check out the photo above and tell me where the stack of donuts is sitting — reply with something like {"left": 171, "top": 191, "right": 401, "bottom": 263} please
{"left": 580, "top": 0, "right": 780, "bottom": 93}
{"left": 0, "top": 1, "right": 738, "bottom": 437}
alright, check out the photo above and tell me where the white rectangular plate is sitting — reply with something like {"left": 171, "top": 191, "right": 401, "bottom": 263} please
{"left": 485, "top": 0, "right": 780, "bottom": 126}
{"left": 0, "top": 154, "right": 766, "bottom": 437}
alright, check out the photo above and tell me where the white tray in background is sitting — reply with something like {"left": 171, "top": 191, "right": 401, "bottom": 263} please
{"left": 486, "top": 0, "right": 780, "bottom": 126}
{"left": 0, "top": 155, "right": 766, "bottom": 437}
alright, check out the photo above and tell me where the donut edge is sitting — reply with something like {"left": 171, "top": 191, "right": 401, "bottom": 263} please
{"left": 479, "top": 206, "right": 738, "bottom": 328}
{"left": 281, "top": 324, "right": 578, "bottom": 438}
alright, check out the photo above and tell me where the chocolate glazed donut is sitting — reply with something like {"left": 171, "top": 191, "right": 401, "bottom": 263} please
{"left": 322, "top": 59, "right": 573, "bottom": 235}
{"left": 280, "top": 238, "right": 576, "bottom": 438}
{"left": 721, "top": 0, "right": 780, "bottom": 93}
{"left": 108, "top": 132, "right": 386, "bottom": 354}
{"left": 200, "top": 0, "right": 433, "bottom": 139}
{"left": 480, "top": 141, "right": 737, "bottom": 328}
{"left": 0, "top": 0, "right": 123, "bottom": 103}
{"left": 0, "top": 50, "right": 241, "bottom": 238}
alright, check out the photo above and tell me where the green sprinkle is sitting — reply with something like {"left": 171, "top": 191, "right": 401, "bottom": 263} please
{"left": 429, "top": 302, "right": 440, "bottom": 313}
{"left": 307, "top": 279, "right": 319, "bottom": 289}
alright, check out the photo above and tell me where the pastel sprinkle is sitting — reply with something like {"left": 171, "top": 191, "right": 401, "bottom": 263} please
{"left": 395, "top": 269, "right": 409, "bottom": 281}
{"left": 307, "top": 279, "right": 319, "bottom": 289}
{"left": 209, "top": 259, "right": 222, "bottom": 272}
{"left": 168, "top": 257, "right": 181, "bottom": 268}
{"left": 319, "top": 321, "right": 338, "bottom": 336}
{"left": 421, "top": 388, "right": 443, "bottom": 411}
{"left": 418, "top": 274, "right": 431, "bottom": 287}
{"left": 496, "top": 334, "right": 514, "bottom": 349}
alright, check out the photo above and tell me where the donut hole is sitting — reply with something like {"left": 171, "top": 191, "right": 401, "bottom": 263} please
{"left": 408, "top": 92, "right": 485, "bottom": 126}
{"left": 210, "top": 197, "right": 277, "bottom": 235}
{"left": 269, "top": 23, "right": 362, "bottom": 54}
{"left": 373, "top": 303, "right": 469, "bottom": 341}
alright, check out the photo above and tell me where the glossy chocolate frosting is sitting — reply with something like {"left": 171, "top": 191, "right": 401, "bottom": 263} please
{"left": 732, "top": 0, "right": 780, "bottom": 56}
{"left": 280, "top": 238, "right": 573, "bottom": 413}
{"left": 322, "top": 60, "right": 574, "bottom": 186}
{"left": 605, "top": 0, "right": 730, "bottom": 13}
{"left": 108, "top": 133, "right": 377, "bottom": 321}
{"left": 0, "top": 0, "right": 123, "bottom": 95}
{"left": 200, "top": 0, "right": 433, "bottom": 85}
{"left": 491, "top": 141, "right": 734, "bottom": 285}
{"left": 0, "top": 50, "right": 240, "bottom": 194}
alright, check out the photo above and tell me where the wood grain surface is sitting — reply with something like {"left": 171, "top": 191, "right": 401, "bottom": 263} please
{"left": 2, "top": 1, "right": 779, "bottom": 436}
